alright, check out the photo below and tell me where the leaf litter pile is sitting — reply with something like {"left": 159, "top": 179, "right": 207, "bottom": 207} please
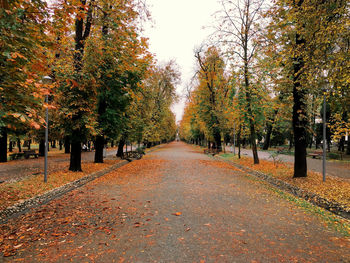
{"left": 0, "top": 160, "right": 122, "bottom": 211}
{"left": 226, "top": 155, "right": 350, "bottom": 212}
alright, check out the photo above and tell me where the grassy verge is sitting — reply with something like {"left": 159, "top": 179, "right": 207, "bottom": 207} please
{"left": 0, "top": 160, "right": 122, "bottom": 211}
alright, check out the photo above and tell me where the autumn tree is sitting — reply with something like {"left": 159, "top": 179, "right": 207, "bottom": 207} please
{"left": 266, "top": 0, "right": 349, "bottom": 177}
{"left": 214, "top": 0, "right": 266, "bottom": 164}
{"left": 0, "top": 0, "right": 49, "bottom": 162}
{"left": 194, "top": 46, "right": 228, "bottom": 150}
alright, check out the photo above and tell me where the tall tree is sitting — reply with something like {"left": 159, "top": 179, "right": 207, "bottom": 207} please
{"left": 215, "top": 0, "right": 265, "bottom": 164}
{"left": 0, "top": 0, "right": 48, "bottom": 162}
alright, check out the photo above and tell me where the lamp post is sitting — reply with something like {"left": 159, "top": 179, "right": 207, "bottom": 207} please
{"left": 321, "top": 70, "right": 328, "bottom": 182}
{"left": 42, "top": 76, "right": 52, "bottom": 183}
{"left": 322, "top": 88, "right": 327, "bottom": 182}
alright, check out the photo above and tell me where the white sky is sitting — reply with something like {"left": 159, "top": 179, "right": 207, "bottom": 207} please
{"left": 143, "top": 0, "right": 222, "bottom": 123}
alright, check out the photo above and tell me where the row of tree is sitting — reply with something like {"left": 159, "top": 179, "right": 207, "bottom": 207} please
{"left": 179, "top": 0, "right": 349, "bottom": 178}
{"left": 0, "top": 0, "right": 179, "bottom": 170}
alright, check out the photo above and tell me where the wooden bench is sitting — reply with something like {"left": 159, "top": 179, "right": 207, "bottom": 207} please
{"left": 23, "top": 150, "right": 39, "bottom": 159}
{"left": 9, "top": 152, "right": 25, "bottom": 160}
{"left": 309, "top": 151, "right": 323, "bottom": 159}
{"left": 276, "top": 147, "right": 286, "bottom": 154}
{"left": 122, "top": 151, "right": 143, "bottom": 161}
{"left": 204, "top": 148, "right": 220, "bottom": 156}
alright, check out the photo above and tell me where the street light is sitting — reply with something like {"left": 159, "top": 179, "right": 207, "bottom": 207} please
{"left": 321, "top": 70, "right": 328, "bottom": 182}
{"left": 42, "top": 76, "right": 52, "bottom": 183}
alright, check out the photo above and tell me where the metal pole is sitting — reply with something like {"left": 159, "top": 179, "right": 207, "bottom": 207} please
{"left": 44, "top": 94, "right": 48, "bottom": 183}
{"left": 322, "top": 92, "right": 326, "bottom": 182}
{"left": 233, "top": 123, "right": 236, "bottom": 156}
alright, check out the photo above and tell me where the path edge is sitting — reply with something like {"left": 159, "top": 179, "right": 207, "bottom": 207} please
{"left": 213, "top": 155, "right": 350, "bottom": 220}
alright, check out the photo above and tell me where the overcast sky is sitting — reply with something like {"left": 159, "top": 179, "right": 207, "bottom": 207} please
{"left": 143, "top": 0, "right": 222, "bottom": 122}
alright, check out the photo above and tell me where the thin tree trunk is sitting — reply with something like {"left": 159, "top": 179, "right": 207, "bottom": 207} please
{"left": 238, "top": 125, "right": 241, "bottom": 159}
{"left": 17, "top": 139, "right": 21, "bottom": 152}
{"left": 0, "top": 128, "right": 7, "bottom": 162}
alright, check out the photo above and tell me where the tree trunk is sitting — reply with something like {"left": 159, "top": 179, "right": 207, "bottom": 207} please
{"left": 51, "top": 140, "right": 56, "bottom": 148}
{"left": 69, "top": 129, "right": 82, "bottom": 171}
{"left": 17, "top": 139, "right": 21, "bottom": 152}
{"left": 116, "top": 137, "right": 125, "bottom": 157}
{"left": 292, "top": 25, "right": 307, "bottom": 177}
{"left": 263, "top": 110, "right": 278, "bottom": 151}
{"left": 0, "top": 128, "right": 7, "bottom": 162}
{"left": 111, "top": 140, "right": 114, "bottom": 148}
{"left": 238, "top": 125, "right": 241, "bottom": 159}
{"left": 27, "top": 140, "right": 31, "bottom": 150}
{"left": 9, "top": 141, "right": 13, "bottom": 152}
{"left": 59, "top": 140, "right": 63, "bottom": 150}
{"left": 263, "top": 123, "right": 273, "bottom": 150}
{"left": 64, "top": 136, "right": 70, "bottom": 154}
{"left": 94, "top": 135, "right": 104, "bottom": 163}
{"left": 338, "top": 137, "right": 345, "bottom": 152}
{"left": 347, "top": 139, "right": 350, "bottom": 155}
{"left": 39, "top": 139, "right": 45, "bottom": 156}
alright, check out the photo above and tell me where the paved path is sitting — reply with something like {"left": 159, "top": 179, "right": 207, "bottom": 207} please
{"left": 1, "top": 142, "right": 349, "bottom": 262}
{"left": 225, "top": 146, "right": 350, "bottom": 180}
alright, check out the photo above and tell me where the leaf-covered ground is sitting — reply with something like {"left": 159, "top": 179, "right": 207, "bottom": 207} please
{"left": 0, "top": 159, "right": 122, "bottom": 211}
{"left": 1, "top": 142, "right": 349, "bottom": 262}
{"left": 220, "top": 154, "right": 350, "bottom": 211}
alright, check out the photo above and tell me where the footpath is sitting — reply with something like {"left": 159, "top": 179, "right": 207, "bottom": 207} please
{"left": 1, "top": 142, "right": 349, "bottom": 262}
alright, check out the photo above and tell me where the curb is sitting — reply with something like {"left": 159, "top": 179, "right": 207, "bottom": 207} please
{"left": 213, "top": 155, "right": 350, "bottom": 220}
{"left": 0, "top": 160, "right": 129, "bottom": 224}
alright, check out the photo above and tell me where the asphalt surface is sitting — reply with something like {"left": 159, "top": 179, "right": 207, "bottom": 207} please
{"left": 1, "top": 142, "right": 349, "bottom": 262}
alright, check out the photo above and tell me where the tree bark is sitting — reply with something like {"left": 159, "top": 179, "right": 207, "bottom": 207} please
{"left": 69, "top": 0, "right": 93, "bottom": 172}
{"left": 0, "top": 127, "right": 7, "bottom": 162}
{"left": 292, "top": 16, "right": 307, "bottom": 177}
{"left": 69, "top": 130, "right": 82, "bottom": 171}
{"left": 9, "top": 141, "right": 13, "bottom": 152}
{"left": 39, "top": 139, "right": 45, "bottom": 156}
{"left": 238, "top": 125, "right": 241, "bottom": 159}
{"left": 94, "top": 135, "right": 104, "bottom": 163}
{"left": 16, "top": 139, "right": 21, "bottom": 152}
{"left": 64, "top": 136, "right": 70, "bottom": 153}
{"left": 116, "top": 137, "right": 125, "bottom": 157}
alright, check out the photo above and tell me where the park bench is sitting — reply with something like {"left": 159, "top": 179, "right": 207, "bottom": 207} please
{"left": 122, "top": 151, "right": 143, "bottom": 161}
{"left": 308, "top": 151, "right": 323, "bottom": 159}
{"left": 23, "top": 150, "right": 39, "bottom": 159}
{"left": 276, "top": 147, "right": 286, "bottom": 154}
{"left": 204, "top": 148, "right": 220, "bottom": 156}
{"left": 9, "top": 152, "right": 25, "bottom": 160}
